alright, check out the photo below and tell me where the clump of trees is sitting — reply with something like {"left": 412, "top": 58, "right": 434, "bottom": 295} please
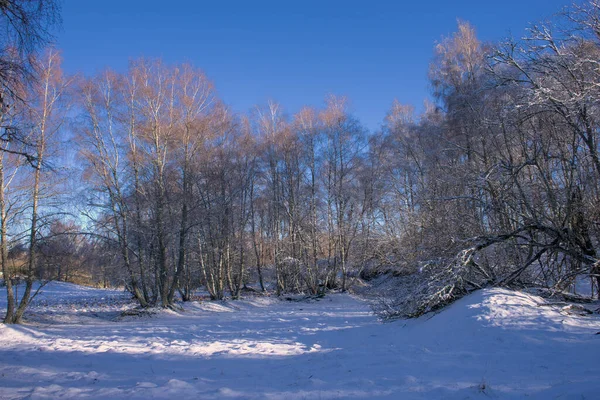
{"left": 3, "top": 0, "right": 600, "bottom": 322}
{"left": 75, "top": 63, "right": 372, "bottom": 308}
{"left": 377, "top": 3, "right": 600, "bottom": 317}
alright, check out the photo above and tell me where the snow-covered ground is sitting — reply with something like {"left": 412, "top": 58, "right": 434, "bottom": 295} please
{"left": 1, "top": 282, "right": 599, "bottom": 399}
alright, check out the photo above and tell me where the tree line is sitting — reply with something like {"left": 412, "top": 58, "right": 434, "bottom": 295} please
{"left": 2, "top": 1, "right": 600, "bottom": 321}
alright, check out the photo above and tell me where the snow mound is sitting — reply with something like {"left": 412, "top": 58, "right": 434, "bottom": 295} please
{"left": 422, "top": 288, "right": 600, "bottom": 335}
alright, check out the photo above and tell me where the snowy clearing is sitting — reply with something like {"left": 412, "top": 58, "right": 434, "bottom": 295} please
{"left": 1, "top": 282, "right": 600, "bottom": 399}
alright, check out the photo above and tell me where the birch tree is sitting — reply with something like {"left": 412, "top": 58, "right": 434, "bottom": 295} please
{"left": 7, "top": 48, "right": 68, "bottom": 323}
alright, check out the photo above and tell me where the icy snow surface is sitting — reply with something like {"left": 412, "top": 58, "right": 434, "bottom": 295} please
{"left": 1, "top": 282, "right": 599, "bottom": 399}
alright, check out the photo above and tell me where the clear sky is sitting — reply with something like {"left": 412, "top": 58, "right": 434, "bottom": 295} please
{"left": 56, "top": 0, "right": 573, "bottom": 131}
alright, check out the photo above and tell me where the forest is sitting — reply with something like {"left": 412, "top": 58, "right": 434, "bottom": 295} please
{"left": 2, "top": 0, "right": 600, "bottom": 324}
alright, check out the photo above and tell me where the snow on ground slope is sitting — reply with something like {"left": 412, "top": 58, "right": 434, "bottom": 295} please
{"left": 0, "top": 283, "right": 599, "bottom": 399}
{"left": 0, "top": 281, "right": 135, "bottom": 324}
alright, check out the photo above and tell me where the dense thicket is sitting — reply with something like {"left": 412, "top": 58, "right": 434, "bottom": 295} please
{"left": 3, "top": 1, "right": 600, "bottom": 320}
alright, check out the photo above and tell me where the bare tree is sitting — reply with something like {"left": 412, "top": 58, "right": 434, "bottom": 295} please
{"left": 0, "top": 0, "right": 60, "bottom": 160}
{"left": 78, "top": 69, "right": 149, "bottom": 307}
{"left": 5, "top": 48, "right": 69, "bottom": 323}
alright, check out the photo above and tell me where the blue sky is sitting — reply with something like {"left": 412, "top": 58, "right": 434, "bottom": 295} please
{"left": 57, "top": 0, "right": 572, "bottom": 131}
